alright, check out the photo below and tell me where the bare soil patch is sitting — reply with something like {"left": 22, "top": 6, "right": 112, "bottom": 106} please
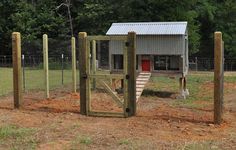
{"left": 0, "top": 84, "right": 235, "bottom": 149}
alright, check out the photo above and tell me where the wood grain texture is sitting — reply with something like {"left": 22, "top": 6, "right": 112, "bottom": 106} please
{"left": 12, "top": 32, "right": 23, "bottom": 108}
{"left": 43, "top": 34, "right": 49, "bottom": 99}
{"left": 127, "top": 32, "right": 136, "bottom": 116}
{"left": 214, "top": 32, "right": 224, "bottom": 124}
{"left": 71, "top": 37, "right": 77, "bottom": 93}
{"left": 92, "top": 40, "right": 96, "bottom": 89}
{"left": 79, "top": 32, "right": 89, "bottom": 115}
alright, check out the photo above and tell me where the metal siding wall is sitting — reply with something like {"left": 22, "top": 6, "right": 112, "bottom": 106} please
{"left": 137, "top": 35, "right": 184, "bottom": 55}
{"left": 109, "top": 40, "right": 123, "bottom": 54}
{"left": 109, "top": 35, "right": 184, "bottom": 55}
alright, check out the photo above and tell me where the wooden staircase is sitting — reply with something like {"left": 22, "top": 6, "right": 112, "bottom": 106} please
{"left": 136, "top": 72, "right": 151, "bottom": 101}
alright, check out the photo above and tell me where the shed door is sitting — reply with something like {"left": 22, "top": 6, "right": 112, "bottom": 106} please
{"left": 142, "top": 60, "right": 150, "bottom": 72}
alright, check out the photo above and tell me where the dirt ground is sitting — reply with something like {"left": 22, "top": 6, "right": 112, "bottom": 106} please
{"left": 0, "top": 84, "right": 235, "bottom": 149}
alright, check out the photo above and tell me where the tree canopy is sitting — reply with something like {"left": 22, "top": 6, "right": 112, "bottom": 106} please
{"left": 0, "top": 0, "right": 235, "bottom": 57}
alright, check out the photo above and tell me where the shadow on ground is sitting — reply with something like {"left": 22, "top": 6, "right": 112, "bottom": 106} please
{"left": 142, "top": 89, "right": 176, "bottom": 98}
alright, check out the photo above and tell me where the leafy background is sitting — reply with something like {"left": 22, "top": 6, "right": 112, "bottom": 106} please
{"left": 0, "top": 0, "right": 235, "bottom": 58}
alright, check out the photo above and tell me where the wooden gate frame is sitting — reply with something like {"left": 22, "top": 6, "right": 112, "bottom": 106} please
{"left": 79, "top": 32, "right": 136, "bottom": 117}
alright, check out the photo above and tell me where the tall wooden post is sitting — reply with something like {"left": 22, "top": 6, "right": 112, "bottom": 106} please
{"left": 97, "top": 41, "right": 101, "bottom": 68}
{"left": 92, "top": 40, "right": 96, "bottom": 89}
{"left": 43, "top": 34, "right": 49, "bottom": 99}
{"left": 79, "top": 32, "right": 89, "bottom": 115}
{"left": 71, "top": 37, "right": 77, "bottom": 93}
{"left": 123, "top": 37, "right": 128, "bottom": 117}
{"left": 12, "top": 32, "right": 23, "bottom": 108}
{"left": 214, "top": 32, "right": 224, "bottom": 124}
{"left": 127, "top": 32, "right": 136, "bottom": 116}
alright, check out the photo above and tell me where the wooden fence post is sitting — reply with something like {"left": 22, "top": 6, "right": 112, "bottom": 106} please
{"left": 79, "top": 32, "right": 89, "bottom": 115}
{"left": 214, "top": 32, "right": 224, "bottom": 124}
{"left": 92, "top": 40, "right": 96, "bottom": 89}
{"left": 71, "top": 37, "right": 77, "bottom": 93}
{"left": 12, "top": 32, "right": 23, "bottom": 108}
{"left": 127, "top": 32, "right": 136, "bottom": 116}
{"left": 43, "top": 34, "right": 49, "bottom": 99}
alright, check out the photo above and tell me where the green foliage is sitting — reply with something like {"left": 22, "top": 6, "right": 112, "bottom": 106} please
{"left": 215, "top": 0, "right": 236, "bottom": 58}
{"left": 0, "top": 0, "right": 235, "bottom": 57}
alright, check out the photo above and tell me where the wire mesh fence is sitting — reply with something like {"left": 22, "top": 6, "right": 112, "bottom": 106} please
{"left": 2, "top": 55, "right": 236, "bottom": 96}
{"left": 90, "top": 75, "right": 124, "bottom": 113}
{"left": 19, "top": 55, "right": 78, "bottom": 90}
{"left": 0, "top": 55, "right": 12, "bottom": 67}
{"left": 0, "top": 67, "right": 13, "bottom": 97}
{"left": 189, "top": 57, "right": 236, "bottom": 71}
{"left": 3, "top": 56, "right": 236, "bottom": 72}
{"left": 0, "top": 36, "right": 80, "bottom": 110}
{"left": 88, "top": 39, "right": 125, "bottom": 113}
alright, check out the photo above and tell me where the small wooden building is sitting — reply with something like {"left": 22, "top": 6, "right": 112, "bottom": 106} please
{"left": 106, "top": 22, "right": 189, "bottom": 77}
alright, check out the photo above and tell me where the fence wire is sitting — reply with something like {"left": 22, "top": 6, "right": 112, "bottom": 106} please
{"left": 189, "top": 57, "right": 236, "bottom": 71}
{"left": 89, "top": 40, "right": 124, "bottom": 113}
{"left": 0, "top": 37, "right": 80, "bottom": 109}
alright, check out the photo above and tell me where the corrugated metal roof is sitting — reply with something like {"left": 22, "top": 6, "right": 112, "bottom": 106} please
{"left": 106, "top": 22, "right": 187, "bottom": 35}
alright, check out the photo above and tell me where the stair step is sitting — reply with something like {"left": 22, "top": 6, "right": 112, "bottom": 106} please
{"left": 138, "top": 75, "right": 150, "bottom": 77}
{"left": 136, "top": 84, "right": 146, "bottom": 86}
{"left": 138, "top": 75, "right": 151, "bottom": 78}
{"left": 137, "top": 78, "right": 149, "bottom": 81}
{"left": 136, "top": 91, "right": 142, "bottom": 95}
{"left": 136, "top": 78, "right": 149, "bottom": 81}
{"left": 136, "top": 90, "right": 142, "bottom": 93}
{"left": 135, "top": 72, "right": 151, "bottom": 101}
{"left": 137, "top": 80, "right": 148, "bottom": 83}
{"left": 139, "top": 72, "right": 151, "bottom": 75}
{"left": 136, "top": 81, "right": 146, "bottom": 83}
{"left": 136, "top": 89, "right": 143, "bottom": 92}
{"left": 136, "top": 84, "right": 145, "bottom": 88}
{"left": 136, "top": 82, "right": 148, "bottom": 85}
{"left": 138, "top": 75, "right": 150, "bottom": 78}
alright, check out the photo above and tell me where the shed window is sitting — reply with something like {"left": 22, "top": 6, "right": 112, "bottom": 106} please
{"left": 154, "top": 56, "right": 169, "bottom": 70}
{"left": 154, "top": 55, "right": 180, "bottom": 71}
{"left": 113, "top": 55, "right": 123, "bottom": 69}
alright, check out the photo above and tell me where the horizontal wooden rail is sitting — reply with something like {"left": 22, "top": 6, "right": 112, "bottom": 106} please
{"left": 89, "top": 74, "right": 124, "bottom": 79}
{"left": 88, "top": 111, "right": 125, "bottom": 117}
{"left": 87, "top": 35, "right": 127, "bottom": 41}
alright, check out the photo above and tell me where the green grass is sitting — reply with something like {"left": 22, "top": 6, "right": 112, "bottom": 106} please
{"left": 0, "top": 125, "right": 38, "bottom": 149}
{"left": 70, "top": 135, "right": 92, "bottom": 149}
{"left": 79, "top": 136, "right": 92, "bottom": 145}
{"left": 145, "top": 72, "right": 236, "bottom": 109}
{"left": 182, "top": 141, "right": 220, "bottom": 150}
{"left": 118, "top": 139, "right": 130, "bottom": 145}
{"left": 1, "top": 67, "right": 236, "bottom": 109}
{"left": 0, "top": 67, "right": 79, "bottom": 96}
